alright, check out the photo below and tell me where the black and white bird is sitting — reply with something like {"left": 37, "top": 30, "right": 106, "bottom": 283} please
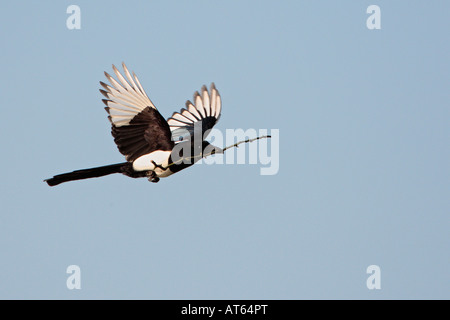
{"left": 45, "top": 63, "right": 269, "bottom": 186}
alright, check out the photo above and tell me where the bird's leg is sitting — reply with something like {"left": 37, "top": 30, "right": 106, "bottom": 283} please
{"left": 147, "top": 160, "right": 168, "bottom": 183}
{"left": 151, "top": 160, "right": 167, "bottom": 171}
{"left": 146, "top": 170, "right": 160, "bottom": 183}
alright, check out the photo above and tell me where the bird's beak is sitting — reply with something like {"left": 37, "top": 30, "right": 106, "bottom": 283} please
{"left": 210, "top": 145, "right": 224, "bottom": 155}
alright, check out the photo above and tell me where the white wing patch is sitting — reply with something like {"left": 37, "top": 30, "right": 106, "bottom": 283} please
{"left": 167, "top": 83, "right": 222, "bottom": 133}
{"left": 100, "top": 63, "right": 156, "bottom": 127}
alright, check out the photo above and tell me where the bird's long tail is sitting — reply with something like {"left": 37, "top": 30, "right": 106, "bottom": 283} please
{"left": 44, "top": 162, "right": 127, "bottom": 187}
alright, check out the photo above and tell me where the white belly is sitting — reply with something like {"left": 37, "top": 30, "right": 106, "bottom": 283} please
{"left": 132, "top": 150, "right": 173, "bottom": 178}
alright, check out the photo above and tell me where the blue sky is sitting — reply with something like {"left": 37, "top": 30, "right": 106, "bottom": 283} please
{"left": 0, "top": 1, "right": 448, "bottom": 299}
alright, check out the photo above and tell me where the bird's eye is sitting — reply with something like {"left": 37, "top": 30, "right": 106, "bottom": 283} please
{"left": 178, "top": 136, "right": 183, "bottom": 141}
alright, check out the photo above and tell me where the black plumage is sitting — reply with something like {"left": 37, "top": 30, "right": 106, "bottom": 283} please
{"left": 45, "top": 63, "right": 223, "bottom": 186}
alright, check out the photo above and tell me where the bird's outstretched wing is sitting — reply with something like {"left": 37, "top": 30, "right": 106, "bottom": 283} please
{"left": 167, "top": 83, "right": 222, "bottom": 143}
{"left": 100, "top": 63, "right": 174, "bottom": 162}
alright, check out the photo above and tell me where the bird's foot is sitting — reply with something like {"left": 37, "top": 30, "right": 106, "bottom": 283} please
{"left": 146, "top": 170, "right": 160, "bottom": 183}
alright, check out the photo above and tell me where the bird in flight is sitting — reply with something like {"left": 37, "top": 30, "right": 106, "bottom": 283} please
{"left": 44, "top": 63, "right": 269, "bottom": 186}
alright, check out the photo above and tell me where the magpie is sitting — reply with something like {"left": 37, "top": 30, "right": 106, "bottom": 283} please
{"left": 44, "top": 63, "right": 269, "bottom": 186}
